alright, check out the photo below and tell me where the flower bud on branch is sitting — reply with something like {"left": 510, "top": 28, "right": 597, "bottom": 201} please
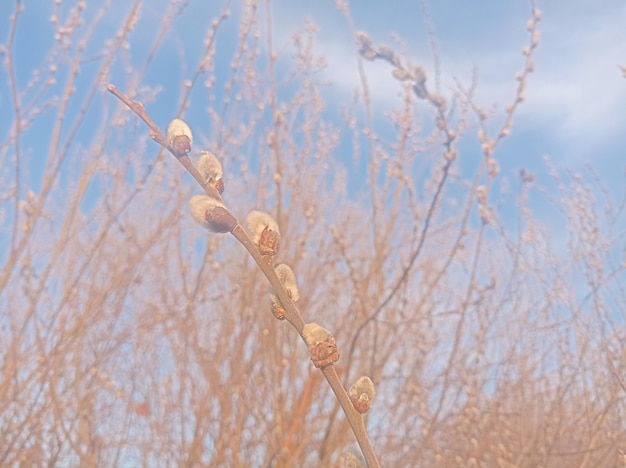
{"left": 246, "top": 210, "right": 280, "bottom": 256}
{"left": 356, "top": 31, "right": 377, "bottom": 61}
{"left": 270, "top": 264, "right": 299, "bottom": 320}
{"left": 392, "top": 68, "right": 412, "bottom": 82}
{"left": 270, "top": 295, "right": 286, "bottom": 320}
{"left": 189, "top": 194, "right": 237, "bottom": 233}
{"left": 377, "top": 43, "right": 401, "bottom": 67}
{"left": 349, "top": 376, "right": 376, "bottom": 414}
{"left": 167, "top": 118, "right": 193, "bottom": 156}
{"left": 198, "top": 151, "right": 225, "bottom": 194}
{"left": 302, "top": 322, "right": 339, "bottom": 368}
{"left": 275, "top": 263, "right": 299, "bottom": 302}
{"left": 476, "top": 185, "right": 488, "bottom": 205}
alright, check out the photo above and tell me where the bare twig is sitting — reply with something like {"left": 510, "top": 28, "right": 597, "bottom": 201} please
{"left": 107, "top": 84, "right": 380, "bottom": 468}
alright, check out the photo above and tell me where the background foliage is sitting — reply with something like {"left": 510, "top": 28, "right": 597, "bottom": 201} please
{"left": 1, "top": 1, "right": 625, "bottom": 466}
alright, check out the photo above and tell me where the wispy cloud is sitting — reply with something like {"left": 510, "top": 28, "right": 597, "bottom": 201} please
{"left": 521, "top": 6, "right": 626, "bottom": 155}
{"left": 269, "top": 0, "right": 626, "bottom": 163}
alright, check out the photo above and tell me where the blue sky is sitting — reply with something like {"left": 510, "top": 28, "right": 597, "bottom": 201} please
{"left": 1, "top": 0, "right": 624, "bottom": 254}
{"left": 261, "top": 0, "right": 626, "bottom": 277}
{"left": 267, "top": 0, "right": 626, "bottom": 257}
{"left": 310, "top": 0, "right": 626, "bottom": 157}
{"left": 266, "top": 0, "right": 626, "bottom": 191}
{"left": 3, "top": 0, "right": 623, "bottom": 170}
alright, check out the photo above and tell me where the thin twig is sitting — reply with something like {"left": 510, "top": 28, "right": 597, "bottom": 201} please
{"left": 107, "top": 84, "right": 380, "bottom": 468}
{"left": 106, "top": 84, "right": 220, "bottom": 200}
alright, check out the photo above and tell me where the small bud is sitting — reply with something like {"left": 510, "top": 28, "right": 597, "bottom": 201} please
{"left": 259, "top": 228, "right": 280, "bottom": 256}
{"left": 481, "top": 141, "right": 495, "bottom": 158}
{"left": 391, "top": 68, "right": 412, "bottom": 81}
{"left": 444, "top": 148, "right": 457, "bottom": 161}
{"left": 267, "top": 131, "right": 277, "bottom": 149}
{"left": 269, "top": 264, "right": 298, "bottom": 320}
{"left": 274, "top": 111, "right": 284, "bottom": 126}
{"left": 377, "top": 44, "right": 401, "bottom": 67}
{"left": 342, "top": 448, "right": 366, "bottom": 468}
{"left": 302, "top": 322, "right": 331, "bottom": 348}
{"left": 487, "top": 158, "right": 499, "bottom": 178}
{"left": 167, "top": 118, "right": 193, "bottom": 155}
{"left": 303, "top": 322, "right": 339, "bottom": 368}
{"left": 356, "top": 32, "right": 377, "bottom": 61}
{"left": 349, "top": 376, "right": 376, "bottom": 413}
{"left": 355, "top": 31, "right": 372, "bottom": 48}
{"left": 412, "top": 66, "right": 427, "bottom": 85}
{"left": 429, "top": 94, "right": 447, "bottom": 113}
{"left": 531, "top": 31, "right": 540, "bottom": 48}
{"left": 188, "top": 194, "right": 237, "bottom": 233}
{"left": 519, "top": 168, "right": 535, "bottom": 184}
{"left": 478, "top": 204, "right": 491, "bottom": 225}
{"left": 198, "top": 151, "right": 224, "bottom": 193}
{"left": 246, "top": 210, "right": 280, "bottom": 256}
{"left": 269, "top": 294, "right": 286, "bottom": 320}
{"left": 476, "top": 185, "right": 488, "bottom": 205}
{"left": 275, "top": 263, "right": 299, "bottom": 302}
{"left": 359, "top": 46, "right": 377, "bottom": 61}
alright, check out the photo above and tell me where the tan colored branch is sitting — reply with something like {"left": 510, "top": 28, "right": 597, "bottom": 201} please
{"left": 107, "top": 84, "right": 380, "bottom": 468}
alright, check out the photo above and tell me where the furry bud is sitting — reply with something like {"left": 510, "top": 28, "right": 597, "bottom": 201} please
{"left": 167, "top": 118, "right": 193, "bottom": 155}
{"left": 392, "top": 68, "right": 412, "bottom": 81}
{"left": 246, "top": 210, "right": 280, "bottom": 256}
{"left": 188, "top": 194, "right": 237, "bottom": 233}
{"left": 303, "top": 322, "right": 339, "bottom": 368}
{"left": 302, "top": 322, "right": 333, "bottom": 348}
{"left": 349, "top": 376, "right": 376, "bottom": 413}
{"left": 275, "top": 263, "right": 299, "bottom": 302}
{"left": 377, "top": 43, "right": 401, "bottom": 67}
{"left": 198, "top": 151, "right": 224, "bottom": 193}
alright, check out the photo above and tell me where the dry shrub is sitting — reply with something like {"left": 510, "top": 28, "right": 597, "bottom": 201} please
{"left": 0, "top": 1, "right": 624, "bottom": 466}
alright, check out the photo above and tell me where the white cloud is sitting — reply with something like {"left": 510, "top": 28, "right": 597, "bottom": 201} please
{"left": 269, "top": 0, "right": 626, "bottom": 161}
